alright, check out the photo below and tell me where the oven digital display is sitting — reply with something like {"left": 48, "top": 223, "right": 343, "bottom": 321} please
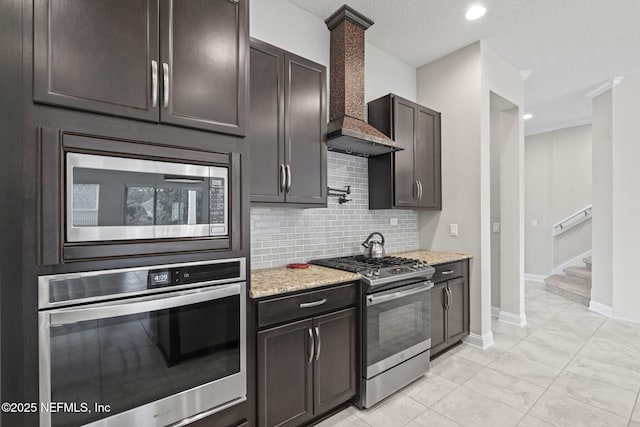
{"left": 149, "top": 270, "right": 172, "bottom": 287}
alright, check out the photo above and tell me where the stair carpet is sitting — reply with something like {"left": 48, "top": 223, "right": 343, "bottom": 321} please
{"left": 544, "top": 256, "right": 592, "bottom": 305}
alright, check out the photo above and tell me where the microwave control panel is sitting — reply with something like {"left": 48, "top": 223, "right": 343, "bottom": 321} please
{"left": 210, "top": 177, "right": 226, "bottom": 226}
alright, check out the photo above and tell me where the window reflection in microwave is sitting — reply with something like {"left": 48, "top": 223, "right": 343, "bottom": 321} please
{"left": 71, "top": 167, "right": 212, "bottom": 228}
{"left": 125, "top": 186, "right": 203, "bottom": 226}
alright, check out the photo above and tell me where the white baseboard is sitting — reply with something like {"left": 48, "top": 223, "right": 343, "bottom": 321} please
{"left": 590, "top": 301, "right": 640, "bottom": 324}
{"left": 464, "top": 331, "right": 495, "bottom": 350}
{"left": 524, "top": 274, "right": 546, "bottom": 283}
{"left": 589, "top": 301, "right": 613, "bottom": 317}
{"left": 552, "top": 249, "right": 592, "bottom": 275}
{"left": 498, "top": 310, "right": 527, "bottom": 326}
{"left": 491, "top": 306, "right": 500, "bottom": 318}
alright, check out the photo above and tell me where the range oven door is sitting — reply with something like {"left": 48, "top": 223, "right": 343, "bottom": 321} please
{"left": 364, "top": 281, "right": 433, "bottom": 379}
{"left": 39, "top": 283, "right": 246, "bottom": 427}
{"left": 66, "top": 152, "right": 228, "bottom": 242}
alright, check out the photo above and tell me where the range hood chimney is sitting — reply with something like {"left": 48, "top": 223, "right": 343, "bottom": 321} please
{"left": 325, "top": 5, "right": 402, "bottom": 157}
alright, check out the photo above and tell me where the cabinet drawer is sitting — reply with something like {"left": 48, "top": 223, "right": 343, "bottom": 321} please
{"left": 431, "top": 261, "right": 463, "bottom": 283}
{"left": 257, "top": 282, "right": 357, "bottom": 328}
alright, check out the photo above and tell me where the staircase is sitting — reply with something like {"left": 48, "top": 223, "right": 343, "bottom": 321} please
{"left": 544, "top": 256, "right": 592, "bottom": 305}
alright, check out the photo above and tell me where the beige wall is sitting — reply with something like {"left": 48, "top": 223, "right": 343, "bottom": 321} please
{"left": 417, "top": 43, "right": 485, "bottom": 337}
{"left": 482, "top": 47, "right": 525, "bottom": 324}
{"left": 524, "top": 125, "right": 592, "bottom": 276}
{"left": 490, "top": 108, "right": 501, "bottom": 308}
{"left": 591, "top": 92, "right": 613, "bottom": 306}
{"left": 418, "top": 42, "right": 524, "bottom": 342}
{"left": 592, "top": 75, "right": 640, "bottom": 321}
{"left": 610, "top": 76, "right": 640, "bottom": 319}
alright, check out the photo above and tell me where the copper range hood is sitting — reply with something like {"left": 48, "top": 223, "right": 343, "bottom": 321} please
{"left": 325, "top": 5, "right": 402, "bottom": 157}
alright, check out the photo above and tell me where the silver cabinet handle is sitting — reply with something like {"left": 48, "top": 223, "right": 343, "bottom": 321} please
{"left": 151, "top": 60, "right": 158, "bottom": 108}
{"left": 307, "top": 328, "right": 314, "bottom": 363}
{"left": 414, "top": 181, "right": 419, "bottom": 201}
{"left": 446, "top": 287, "right": 452, "bottom": 309}
{"left": 162, "top": 62, "right": 170, "bottom": 109}
{"left": 418, "top": 181, "right": 423, "bottom": 201}
{"left": 314, "top": 326, "right": 321, "bottom": 361}
{"left": 280, "top": 164, "right": 286, "bottom": 192}
{"left": 227, "top": 0, "right": 239, "bottom": 3}
{"left": 285, "top": 164, "right": 291, "bottom": 192}
{"left": 299, "top": 298, "right": 326, "bottom": 308}
{"left": 441, "top": 270, "right": 455, "bottom": 275}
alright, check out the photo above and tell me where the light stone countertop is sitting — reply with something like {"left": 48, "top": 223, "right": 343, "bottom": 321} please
{"left": 391, "top": 250, "right": 472, "bottom": 265}
{"left": 249, "top": 265, "right": 361, "bottom": 299}
{"left": 250, "top": 250, "right": 472, "bottom": 299}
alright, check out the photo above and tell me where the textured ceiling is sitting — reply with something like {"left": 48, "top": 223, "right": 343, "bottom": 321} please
{"left": 288, "top": 0, "right": 640, "bottom": 135}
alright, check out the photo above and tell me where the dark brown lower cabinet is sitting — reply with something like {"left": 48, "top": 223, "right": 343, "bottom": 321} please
{"left": 257, "top": 307, "right": 356, "bottom": 427}
{"left": 430, "top": 260, "right": 470, "bottom": 356}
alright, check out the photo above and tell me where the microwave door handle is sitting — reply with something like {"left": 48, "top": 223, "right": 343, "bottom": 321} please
{"left": 49, "top": 283, "right": 243, "bottom": 327}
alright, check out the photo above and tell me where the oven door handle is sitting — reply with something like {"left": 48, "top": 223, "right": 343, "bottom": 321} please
{"left": 47, "top": 284, "right": 243, "bottom": 326}
{"left": 366, "top": 281, "right": 433, "bottom": 306}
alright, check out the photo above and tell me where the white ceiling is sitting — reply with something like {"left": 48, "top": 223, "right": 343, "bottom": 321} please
{"left": 288, "top": 0, "right": 640, "bottom": 135}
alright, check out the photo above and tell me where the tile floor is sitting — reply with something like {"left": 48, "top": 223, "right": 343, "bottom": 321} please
{"left": 317, "top": 281, "right": 640, "bottom": 427}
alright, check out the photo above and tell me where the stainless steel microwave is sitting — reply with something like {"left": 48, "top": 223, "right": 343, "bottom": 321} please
{"left": 66, "top": 153, "right": 228, "bottom": 242}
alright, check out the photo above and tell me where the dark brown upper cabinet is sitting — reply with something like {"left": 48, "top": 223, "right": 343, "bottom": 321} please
{"left": 34, "top": 0, "right": 248, "bottom": 136}
{"left": 367, "top": 94, "right": 442, "bottom": 210}
{"left": 249, "top": 39, "right": 327, "bottom": 207}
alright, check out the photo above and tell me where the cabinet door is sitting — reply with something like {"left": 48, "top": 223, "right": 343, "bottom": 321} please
{"left": 160, "top": 0, "right": 248, "bottom": 135}
{"left": 284, "top": 53, "right": 327, "bottom": 205}
{"left": 249, "top": 41, "right": 285, "bottom": 203}
{"left": 392, "top": 97, "right": 418, "bottom": 207}
{"left": 257, "top": 319, "right": 314, "bottom": 427}
{"left": 446, "top": 277, "right": 467, "bottom": 341}
{"left": 430, "top": 283, "right": 447, "bottom": 352}
{"left": 415, "top": 106, "right": 442, "bottom": 209}
{"left": 313, "top": 308, "right": 357, "bottom": 415}
{"left": 34, "top": 0, "right": 159, "bottom": 121}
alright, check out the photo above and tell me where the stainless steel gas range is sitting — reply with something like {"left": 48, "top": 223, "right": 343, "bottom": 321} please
{"left": 309, "top": 255, "right": 435, "bottom": 408}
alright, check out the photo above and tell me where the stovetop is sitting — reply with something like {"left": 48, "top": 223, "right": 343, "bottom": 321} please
{"left": 309, "top": 255, "right": 435, "bottom": 287}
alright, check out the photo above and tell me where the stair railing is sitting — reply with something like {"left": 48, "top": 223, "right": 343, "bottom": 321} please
{"left": 552, "top": 205, "right": 592, "bottom": 237}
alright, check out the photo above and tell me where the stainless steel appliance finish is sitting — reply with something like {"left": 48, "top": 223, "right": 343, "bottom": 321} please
{"left": 66, "top": 152, "right": 228, "bottom": 242}
{"left": 361, "top": 232, "right": 386, "bottom": 258}
{"left": 309, "top": 255, "right": 434, "bottom": 287}
{"left": 309, "top": 254, "right": 435, "bottom": 408}
{"left": 361, "top": 351, "right": 430, "bottom": 408}
{"left": 38, "top": 259, "right": 246, "bottom": 427}
{"left": 364, "top": 281, "right": 433, "bottom": 379}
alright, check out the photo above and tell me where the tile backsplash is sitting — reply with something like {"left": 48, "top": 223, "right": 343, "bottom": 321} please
{"left": 250, "top": 152, "right": 419, "bottom": 270}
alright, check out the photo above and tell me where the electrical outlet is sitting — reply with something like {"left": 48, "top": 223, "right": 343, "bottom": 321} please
{"left": 493, "top": 222, "right": 501, "bottom": 233}
{"left": 532, "top": 219, "right": 538, "bottom": 228}
{"left": 390, "top": 218, "right": 398, "bottom": 226}
{"left": 449, "top": 224, "right": 458, "bottom": 237}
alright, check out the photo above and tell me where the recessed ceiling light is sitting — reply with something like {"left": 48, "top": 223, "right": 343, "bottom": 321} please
{"left": 465, "top": 5, "right": 486, "bottom": 20}
{"left": 523, "top": 113, "right": 533, "bottom": 120}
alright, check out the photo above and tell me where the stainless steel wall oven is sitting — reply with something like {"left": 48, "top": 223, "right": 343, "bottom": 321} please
{"left": 38, "top": 258, "right": 246, "bottom": 427}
